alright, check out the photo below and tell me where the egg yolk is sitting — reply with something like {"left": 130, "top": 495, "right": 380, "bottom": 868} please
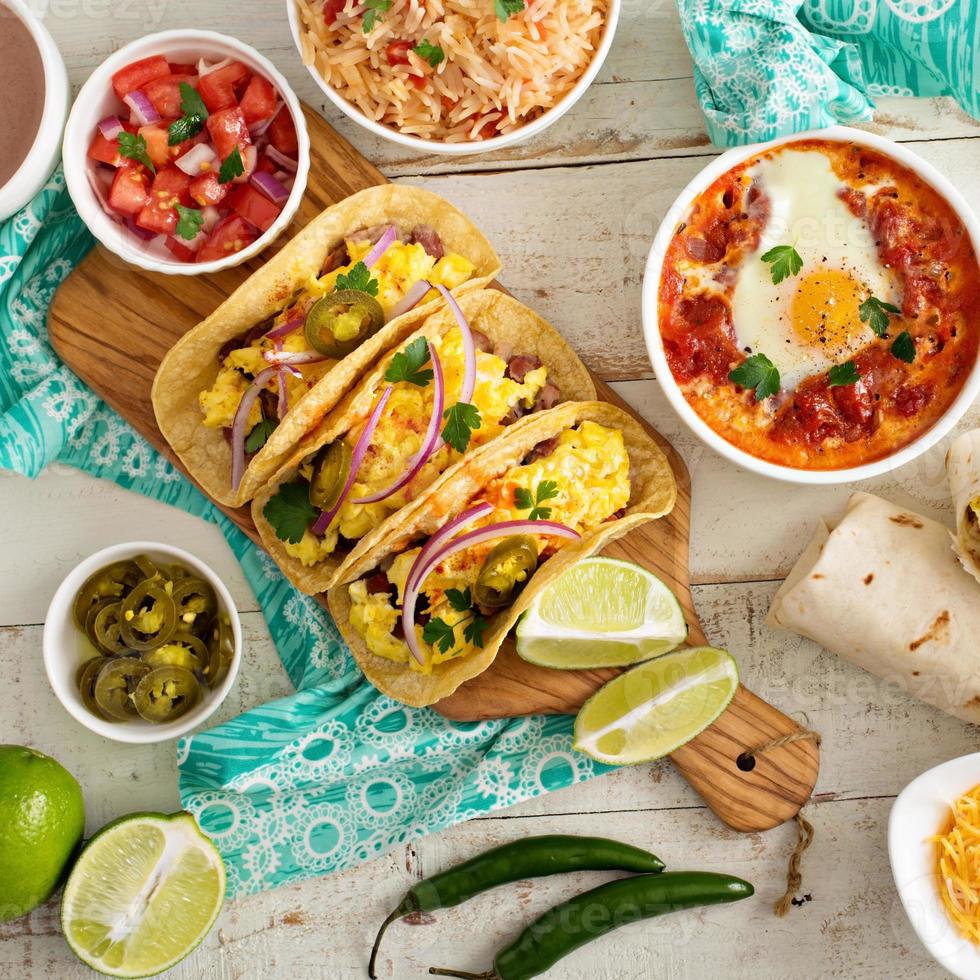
{"left": 790, "top": 268, "right": 868, "bottom": 357}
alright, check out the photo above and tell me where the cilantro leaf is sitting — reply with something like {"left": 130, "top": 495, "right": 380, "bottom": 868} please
{"left": 891, "top": 330, "right": 916, "bottom": 363}
{"left": 514, "top": 487, "right": 533, "bottom": 510}
{"left": 422, "top": 617, "right": 456, "bottom": 654}
{"left": 263, "top": 482, "right": 318, "bottom": 545}
{"left": 218, "top": 146, "right": 244, "bottom": 184}
{"left": 245, "top": 417, "right": 277, "bottom": 454}
{"left": 859, "top": 295, "right": 901, "bottom": 338}
{"left": 515, "top": 479, "right": 559, "bottom": 521}
{"left": 174, "top": 204, "right": 204, "bottom": 241}
{"left": 728, "top": 353, "right": 781, "bottom": 402}
{"left": 828, "top": 361, "right": 860, "bottom": 387}
{"left": 117, "top": 131, "right": 155, "bottom": 173}
{"left": 413, "top": 40, "right": 445, "bottom": 67}
{"left": 335, "top": 261, "right": 379, "bottom": 296}
{"left": 464, "top": 615, "right": 488, "bottom": 648}
{"left": 362, "top": 0, "right": 392, "bottom": 32}
{"left": 442, "top": 401, "right": 482, "bottom": 453}
{"left": 760, "top": 244, "right": 803, "bottom": 285}
{"left": 494, "top": 0, "right": 524, "bottom": 20}
{"left": 167, "top": 84, "right": 209, "bottom": 145}
{"left": 384, "top": 336, "right": 433, "bottom": 387}
{"left": 445, "top": 587, "right": 472, "bottom": 613}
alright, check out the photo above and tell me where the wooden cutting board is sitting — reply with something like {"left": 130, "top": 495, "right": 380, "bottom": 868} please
{"left": 48, "top": 106, "right": 818, "bottom": 833}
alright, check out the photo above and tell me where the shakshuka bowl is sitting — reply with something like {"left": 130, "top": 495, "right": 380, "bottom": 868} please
{"left": 641, "top": 126, "right": 980, "bottom": 485}
{"left": 62, "top": 29, "right": 310, "bottom": 276}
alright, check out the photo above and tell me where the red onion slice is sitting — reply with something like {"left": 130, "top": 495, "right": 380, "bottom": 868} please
{"left": 265, "top": 142, "right": 297, "bottom": 174}
{"left": 98, "top": 115, "right": 124, "bottom": 140}
{"left": 263, "top": 349, "right": 327, "bottom": 366}
{"left": 265, "top": 313, "right": 305, "bottom": 341}
{"left": 406, "top": 502, "right": 494, "bottom": 596}
{"left": 400, "top": 518, "right": 581, "bottom": 665}
{"left": 251, "top": 170, "right": 290, "bottom": 204}
{"left": 198, "top": 55, "right": 233, "bottom": 76}
{"left": 388, "top": 279, "right": 431, "bottom": 321}
{"left": 87, "top": 169, "right": 119, "bottom": 221}
{"left": 274, "top": 339, "right": 289, "bottom": 419}
{"left": 353, "top": 342, "right": 444, "bottom": 505}
{"left": 362, "top": 225, "right": 397, "bottom": 269}
{"left": 311, "top": 386, "right": 393, "bottom": 536}
{"left": 124, "top": 90, "right": 161, "bottom": 126}
{"left": 201, "top": 205, "right": 221, "bottom": 232}
{"left": 231, "top": 366, "right": 280, "bottom": 490}
{"left": 176, "top": 143, "right": 217, "bottom": 176}
{"left": 433, "top": 284, "right": 476, "bottom": 405}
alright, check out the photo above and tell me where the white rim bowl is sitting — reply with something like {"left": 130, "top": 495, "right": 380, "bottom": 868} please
{"left": 42, "top": 541, "right": 242, "bottom": 744}
{"left": 889, "top": 752, "right": 980, "bottom": 979}
{"left": 641, "top": 125, "right": 980, "bottom": 485}
{"left": 62, "top": 29, "right": 310, "bottom": 276}
{"left": 0, "top": 0, "right": 69, "bottom": 221}
{"left": 285, "top": 0, "right": 621, "bottom": 156}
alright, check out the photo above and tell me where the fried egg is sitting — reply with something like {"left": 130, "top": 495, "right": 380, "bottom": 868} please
{"left": 731, "top": 149, "right": 900, "bottom": 392}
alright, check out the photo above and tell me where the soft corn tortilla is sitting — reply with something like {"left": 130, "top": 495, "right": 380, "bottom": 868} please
{"left": 947, "top": 429, "right": 980, "bottom": 585}
{"left": 252, "top": 289, "right": 597, "bottom": 592}
{"left": 327, "top": 400, "right": 677, "bottom": 707}
{"left": 151, "top": 185, "right": 501, "bottom": 508}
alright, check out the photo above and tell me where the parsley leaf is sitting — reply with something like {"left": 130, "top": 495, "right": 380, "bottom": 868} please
{"left": 167, "top": 82, "right": 209, "bottom": 145}
{"left": 413, "top": 40, "right": 445, "bottom": 67}
{"left": 362, "top": 0, "right": 392, "bottom": 32}
{"left": 384, "top": 337, "right": 433, "bottom": 387}
{"left": 760, "top": 244, "right": 803, "bottom": 285}
{"left": 245, "top": 417, "right": 277, "bottom": 454}
{"left": 117, "top": 131, "right": 155, "bottom": 173}
{"left": 263, "top": 482, "right": 318, "bottom": 545}
{"left": 828, "top": 361, "right": 861, "bottom": 387}
{"left": 174, "top": 204, "right": 204, "bottom": 241}
{"left": 335, "top": 261, "right": 379, "bottom": 296}
{"left": 442, "top": 402, "right": 482, "bottom": 453}
{"left": 515, "top": 479, "right": 560, "bottom": 521}
{"left": 891, "top": 330, "right": 916, "bottom": 363}
{"left": 464, "top": 616, "right": 488, "bottom": 648}
{"left": 218, "top": 146, "right": 244, "bottom": 184}
{"left": 859, "top": 295, "right": 901, "bottom": 338}
{"left": 423, "top": 617, "right": 456, "bottom": 654}
{"left": 445, "top": 587, "right": 472, "bottom": 613}
{"left": 494, "top": 0, "right": 524, "bottom": 20}
{"left": 728, "top": 353, "right": 781, "bottom": 402}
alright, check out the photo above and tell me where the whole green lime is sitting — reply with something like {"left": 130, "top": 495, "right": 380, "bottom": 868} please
{"left": 0, "top": 745, "right": 85, "bottom": 922}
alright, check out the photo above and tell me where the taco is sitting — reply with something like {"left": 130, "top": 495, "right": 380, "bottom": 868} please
{"left": 327, "top": 400, "right": 677, "bottom": 707}
{"left": 252, "top": 289, "right": 596, "bottom": 594}
{"left": 151, "top": 185, "right": 500, "bottom": 507}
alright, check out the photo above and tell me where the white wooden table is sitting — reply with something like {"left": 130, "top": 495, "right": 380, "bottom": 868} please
{"left": 1, "top": 3, "right": 977, "bottom": 977}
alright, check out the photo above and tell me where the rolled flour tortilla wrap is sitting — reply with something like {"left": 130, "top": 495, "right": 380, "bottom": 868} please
{"left": 767, "top": 491, "right": 980, "bottom": 724}
{"left": 947, "top": 428, "right": 980, "bottom": 585}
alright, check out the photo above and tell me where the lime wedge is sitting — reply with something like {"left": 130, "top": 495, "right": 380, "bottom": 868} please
{"left": 61, "top": 812, "right": 224, "bottom": 978}
{"left": 516, "top": 557, "right": 688, "bottom": 669}
{"left": 574, "top": 646, "right": 739, "bottom": 765}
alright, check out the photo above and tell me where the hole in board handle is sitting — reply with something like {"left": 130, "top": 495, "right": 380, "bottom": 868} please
{"left": 735, "top": 751, "right": 756, "bottom": 772}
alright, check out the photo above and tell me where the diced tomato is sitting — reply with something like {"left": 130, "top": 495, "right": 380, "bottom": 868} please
{"left": 167, "top": 62, "right": 198, "bottom": 75}
{"left": 239, "top": 75, "right": 277, "bottom": 125}
{"left": 165, "top": 235, "right": 199, "bottom": 261}
{"left": 267, "top": 108, "right": 298, "bottom": 156}
{"left": 89, "top": 132, "right": 123, "bottom": 167}
{"left": 226, "top": 184, "right": 281, "bottom": 233}
{"left": 831, "top": 374, "right": 876, "bottom": 432}
{"left": 189, "top": 171, "right": 228, "bottom": 207}
{"left": 112, "top": 55, "right": 170, "bottom": 100}
{"left": 197, "top": 215, "right": 257, "bottom": 263}
{"left": 108, "top": 168, "right": 150, "bottom": 216}
{"left": 197, "top": 61, "right": 250, "bottom": 113}
{"left": 322, "top": 0, "right": 346, "bottom": 22}
{"left": 254, "top": 153, "right": 277, "bottom": 174}
{"left": 894, "top": 382, "right": 933, "bottom": 418}
{"left": 206, "top": 107, "right": 252, "bottom": 161}
{"left": 138, "top": 125, "right": 171, "bottom": 168}
{"left": 136, "top": 165, "right": 192, "bottom": 234}
{"left": 386, "top": 41, "right": 413, "bottom": 66}
{"left": 135, "top": 202, "right": 177, "bottom": 236}
{"left": 144, "top": 76, "right": 196, "bottom": 119}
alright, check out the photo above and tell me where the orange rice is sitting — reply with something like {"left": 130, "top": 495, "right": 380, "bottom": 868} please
{"left": 295, "top": 0, "right": 608, "bottom": 142}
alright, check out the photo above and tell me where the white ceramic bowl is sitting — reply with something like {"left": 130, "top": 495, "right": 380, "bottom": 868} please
{"left": 43, "top": 542, "right": 242, "bottom": 744}
{"left": 62, "top": 29, "right": 310, "bottom": 276}
{"left": 286, "top": 0, "right": 620, "bottom": 156}
{"left": 0, "top": 0, "right": 69, "bottom": 221}
{"left": 641, "top": 125, "right": 980, "bottom": 485}
{"left": 889, "top": 752, "right": 980, "bottom": 979}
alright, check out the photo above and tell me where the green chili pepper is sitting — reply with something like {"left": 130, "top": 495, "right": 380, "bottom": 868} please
{"left": 369, "top": 835, "right": 664, "bottom": 978}
{"left": 429, "top": 871, "right": 754, "bottom": 980}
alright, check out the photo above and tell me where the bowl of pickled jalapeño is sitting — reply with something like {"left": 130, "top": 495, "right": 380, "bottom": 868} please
{"left": 43, "top": 542, "right": 242, "bottom": 743}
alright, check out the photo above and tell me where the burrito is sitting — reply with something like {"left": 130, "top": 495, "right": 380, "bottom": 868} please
{"left": 152, "top": 185, "right": 500, "bottom": 507}
{"left": 767, "top": 491, "right": 980, "bottom": 724}
{"left": 948, "top": 429, "right": 980, "bottom": 585}
{"left": 252, "top": 289, "right": 596, "bottom": 595}
{"left": 328, "top": 400, "right": 677, "bottom": 707}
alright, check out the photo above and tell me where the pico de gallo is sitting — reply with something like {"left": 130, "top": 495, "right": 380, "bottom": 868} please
{"left": 87, "top": 53, "right": 300, "bottom": 263}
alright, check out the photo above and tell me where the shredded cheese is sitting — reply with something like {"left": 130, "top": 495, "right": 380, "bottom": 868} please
{"left": 929, "top": 785, "right": 980, "bottom": 943}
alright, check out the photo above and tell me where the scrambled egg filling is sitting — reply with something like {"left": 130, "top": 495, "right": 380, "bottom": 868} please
{"left": 198, "top": 237, "right": 477, "bottom": 433}
{"left": 281, "top": 327, "right": 548, "bottom": 567}
{"left": 349, "top": 420, "right": 631, "bottom": 673}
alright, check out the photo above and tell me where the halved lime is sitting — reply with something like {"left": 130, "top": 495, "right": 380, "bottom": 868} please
{"left": 516, "top": 557, "right": 688, "bottom": 669}
{"left": 574, "top": 646, "right": 738, "bottom": 765}
{"left": 61, "top": 812, "right": 224, "bottom": 978}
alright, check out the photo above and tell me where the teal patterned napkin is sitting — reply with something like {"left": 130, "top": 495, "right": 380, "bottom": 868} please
{"left": 0, "top": 173, "right": 610, "bottom": 898}
{"left": 677, "top": 0, "right": 980, "bottom": 146}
